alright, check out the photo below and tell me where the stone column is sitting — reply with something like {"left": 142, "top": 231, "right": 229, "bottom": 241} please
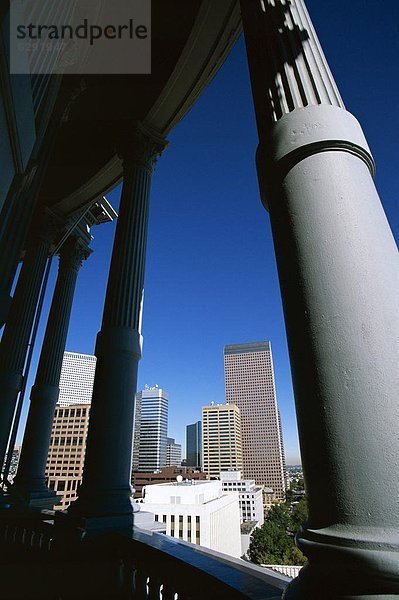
{"left": 0, "top": 118, "right": 60, "bottom": 328}
{"left": 12, "top": 237, "right": 90, "bottom": 507}
{"left": 0, "top": 215, "right": 57, "bottom": 472}
{"left": 0, "top": 168, "right": 44, "bottom": 327}
{"left": 68, "top": 123, "right": 167, "bottom": 528}
{"left": 241, "top": 1, "right": 399, "bottom": 598}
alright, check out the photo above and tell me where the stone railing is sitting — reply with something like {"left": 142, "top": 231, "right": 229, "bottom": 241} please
{"left": 261, "top": 564, "right": 302, "bottom": 579}
{"left": 115, "top": 526, "right": 289, "bottom": 599}
{"left": 0, "top": 510, "right": 289, "bottom": 599}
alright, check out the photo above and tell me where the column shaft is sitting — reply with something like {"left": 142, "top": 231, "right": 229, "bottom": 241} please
{"left": 0, "top": 216, "right": 56, "bottom": 472}
{"left": 0, "top": 119, "right": 60, "bottom": 327}
{"left": 13, "top": 238, "right": 89, "bottom": 505}
{"left": 241, "top": 0, "right": 399, "bottom": 597}
{"left": 68, "top": 124, "right": 166, "bottom": 525}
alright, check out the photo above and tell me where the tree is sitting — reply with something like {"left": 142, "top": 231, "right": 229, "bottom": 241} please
{"left": 266, "top": 503, "right": 292, "bottom": 529}
{"left": 284, "top": 487, "right": 295, "bottom": 504}
{"left": 248, "top": 521, "right": 292, "bottom": 565}
{"left": 282, "top": 545, "right": 307, "bottom": 566}
{"left": 290, "top": 498, "right": 308, "bottom": 532}
{"left": 248, "top": 500, "right": 308, "bottom": 566}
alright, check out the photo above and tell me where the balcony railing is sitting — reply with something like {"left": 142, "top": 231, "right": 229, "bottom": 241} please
{"left": 0, "top": 509, "right": 289, "bottom": 599}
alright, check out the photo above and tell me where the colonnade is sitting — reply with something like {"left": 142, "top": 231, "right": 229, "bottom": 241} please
{"left": 0, "top": 1, "right": 397, "bottom": 597}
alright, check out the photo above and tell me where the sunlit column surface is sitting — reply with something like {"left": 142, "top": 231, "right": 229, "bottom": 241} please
{"left": 68, "top": 123, "right": 167, "bottom": 528}
{"left": 13, "top": 237, "right": 90, "bottom": 507}
{"left": 241, "top": 0, "right": 399, "bottom": 597}
{"left": 0, "top": 214, "right": 57, "bottom": 473}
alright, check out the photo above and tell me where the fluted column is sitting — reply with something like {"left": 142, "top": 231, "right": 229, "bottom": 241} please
{"left": 68, "top": 123, "right": 167, "bottom": 527}
{"left": 0, "top": 119, "right": 60, "bottom": 328}
{"left": 241, "top": 1, "right": 399, "bottom": 598}
{"left": 12, "top": 237, "right": 90, "bottom": 506}
{"left": 0, "top": 169, "right": 43, "bottom": 327}
{"left": 0, "top": 214, "right": 57, "bottom": 473}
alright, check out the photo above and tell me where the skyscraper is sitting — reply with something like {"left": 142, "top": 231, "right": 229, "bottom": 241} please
{"left": 46, "top": 404, "right": 91, "bottom": 510}
{"left": 186, "top": 421, "right": 201, "bottom": 468}
{"left": 166, "top": 438, "right": 182, "bottom": 467}
{"left": 45, "top": 351, "right": 95, "bottom": 508}
{"left": 224, "top": 342, "right": 286, "bottom": 499}
{"left": 57, "top": 352, "right": 96, "bottom": 406}
{"left": 202, "top": 403, "right": 243, "bottom": 478}
{"left": 135, "top": 385, "right": 168, "bottom": 472}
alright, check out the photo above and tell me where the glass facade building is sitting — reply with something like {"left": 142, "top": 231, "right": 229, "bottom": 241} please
{"left": 134, "top": 385, "right": 168, "bottom": 472}
{"left": 186, "top": 421, "right": 201, "bottom": 468}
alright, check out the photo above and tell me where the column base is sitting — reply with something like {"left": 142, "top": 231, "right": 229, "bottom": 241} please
{"left": 67, "top": 485, "right": 141, "bottom": 531}
{"left": 10, "top": 483, "right": 61, "bottom": 510}
{"left": 60, "top": 512, "right": 135, "bottom": 532}
{"left": 62, "top": 500, "right": 147, "bottom": 532}
{"left": 283, "top": 526, "right": 399, "bottom": 600}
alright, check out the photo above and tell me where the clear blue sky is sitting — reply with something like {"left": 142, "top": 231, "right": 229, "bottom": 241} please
{"left": 18, "top": 0, "right": 398, "bottom": 464}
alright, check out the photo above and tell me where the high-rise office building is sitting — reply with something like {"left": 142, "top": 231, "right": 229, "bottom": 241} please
{"left": 44, "top": 351, "right": 96, "bottom": 508}
{"left": 224, "top": 342, "right": 286, "bottom": 499}
{"left": 58, "top": 351, "right": 96, "bottom": 406}
{"left": 132, "top": 391, "right": 142, "bottom": 471}
{"left": 166, "top": 438, "right": 182, "bottom": 467}
{"left": 186, "top": 421, "right": 201, "bottom": 468}
{"left": 135, "top": 385, "right": 168, "bottom": 472}
{"left": 46, "top": 404, "right": 91, "bottom": 510}
{"left": 202, "top": 403, "right": 243, "bottom": 478}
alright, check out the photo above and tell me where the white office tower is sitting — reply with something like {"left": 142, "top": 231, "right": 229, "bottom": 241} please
{"left": 141, "top": 479, "right": 241, "bottom": 558}
{"left": 202, "top": 402, "right": 243, "bottom": 477}
{"left": 166, "top": 438, "right": 182, "bottom": 467}
{"left": 132, "top": 391, "right": 142, "bottom": 471}
{"left": 220, "top": 471, "right": 264, "bottom": 525}
{"left": 57, "top": 352, "right": 96, "bottom": 406}
{"left": 135, "top": 385, "right": 168, "bottom": 472}
{"left": 224, "top": 342, "right": 286, "bottom": 499}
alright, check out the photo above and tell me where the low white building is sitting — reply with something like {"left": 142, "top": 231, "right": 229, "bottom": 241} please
{"left": 139, "top": 479, "right": 241, "bottom": 558}
{"left": 220, "top": 470, "right": 264, "bottom": 525}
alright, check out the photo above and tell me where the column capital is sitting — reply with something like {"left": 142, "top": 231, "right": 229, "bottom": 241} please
{"left": 27, "top": 210, "right": 62, "bottom": 250}
{"left": 117, "top": 122, "right": 168, "bottom": 174}
{"left": 58, "top": 236, "right": 92, "bottom": 273}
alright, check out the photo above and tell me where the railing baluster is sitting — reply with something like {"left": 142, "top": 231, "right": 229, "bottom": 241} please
{"left": 132, "top": 569, "right": 149, "bottom": 599}
{"left": 148, "top": 576, "right": 162, "bottom": 600}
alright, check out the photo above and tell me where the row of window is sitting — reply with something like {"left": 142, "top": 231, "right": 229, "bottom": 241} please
{"left": 55, "top": 408, "right": 89, "bottom": 419}
{"left": 49, "top": 436, "right": 84, "bottom": 446}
